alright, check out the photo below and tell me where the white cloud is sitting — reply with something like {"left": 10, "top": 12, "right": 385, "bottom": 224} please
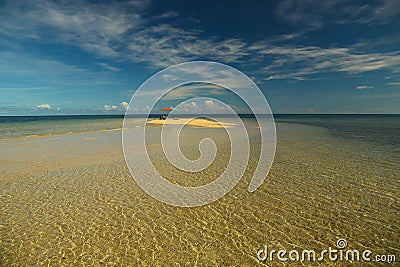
{"left": 256, "top": 45, "right": 400, "bottom": 80}
{"left": 120, "top": 101, "right": 129, "bottom": 110}
{"left": 103, "top": 104, "right": 118, "bottom": 111}
{"left": 36, "top": 103, "right": 52, "bottom": 110}
{"left": 0, "top": 1, "right": 250, "bottom": 68}
{"left": 97, "top": 62, "right": 121, "bottom": 72}
{"left": 162, "top": 83, "right": 226, "bottom": 100}
{"left": 175, "top": 99, "right": 228, "bottom": 113}
{"left": 1, "top": 0, "right": 399, "bottom": 81}
{"left": 356, "top": 85, "right": 373, "bottom": 90}
{"left": 204, "top": 99, "right": 225, "bottom": 111}
{"left": 386, "top": 82, "right": 400, "bottom": 86}
{"left": 102, "top": 101, "right": 130, "bottom": 111}
{"left": 275, "top": 0, "right": 400, "bottom": 29}
{"left": 0, "top": 0, "right": 147, "bottom": 58}
{"left": 162, "top": 73, "right": 179, "bottom": 82}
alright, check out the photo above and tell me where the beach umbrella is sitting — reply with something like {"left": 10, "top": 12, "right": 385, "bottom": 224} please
{"left": 159, "top": 107, "right": 172, "bottom": 120}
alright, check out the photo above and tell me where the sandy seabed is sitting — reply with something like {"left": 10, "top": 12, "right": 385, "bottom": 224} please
{"left": 0, "top": 122, "right": 399, "bottom": 266}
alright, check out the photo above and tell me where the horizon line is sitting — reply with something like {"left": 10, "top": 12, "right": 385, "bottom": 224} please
{"left": 1, "top": 113, "right": 400, "bottom": 117}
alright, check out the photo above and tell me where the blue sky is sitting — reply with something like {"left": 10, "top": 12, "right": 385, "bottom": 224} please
{"left": 0, "top": 0, "right": 399, "bottom": 115}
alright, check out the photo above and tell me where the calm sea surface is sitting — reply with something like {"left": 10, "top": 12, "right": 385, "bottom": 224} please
{"left": 0, "top": 115, "right": 124, "bottom": 139}
{"left": 274, "top": 114, "right": 400, "bottom": 154}
{"left": 0, "top": 114, "right": 399, "bottom": 266}
{"left": 1, "top": 114, "right": 399, "bottom": 152}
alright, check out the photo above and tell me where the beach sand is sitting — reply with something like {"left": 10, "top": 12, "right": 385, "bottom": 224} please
{"left": 147, "top": 118, "right": 236, "bottom": 128}
{"left": 0, "top": 122, "right": 399, "bottom": 266}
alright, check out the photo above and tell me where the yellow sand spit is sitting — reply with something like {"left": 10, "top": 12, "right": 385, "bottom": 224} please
{"left": 147, "top": 118, "right": 235, "bottom": 128}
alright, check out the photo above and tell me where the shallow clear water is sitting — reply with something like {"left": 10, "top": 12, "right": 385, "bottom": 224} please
{"left": 0, "top": 115, "right": 399, "bottom": 266}
{"left": 275, "top": 114, "right": 400, "bottom": 154}
{"left": 0, "top": 115, "right": 123, "bottom": 139}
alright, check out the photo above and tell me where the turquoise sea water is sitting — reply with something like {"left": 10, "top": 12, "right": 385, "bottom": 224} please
{"left": 274, "top": 114, "right": 400, "bottom": 154}
{"left": 0, "top": 115, "right": 124, "bottom": 139}
{"left": 1, "top": 114, "right": 399, "bottom": 153}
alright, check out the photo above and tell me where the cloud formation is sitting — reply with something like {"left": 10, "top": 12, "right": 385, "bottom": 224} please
{"left": 97, "top": 62, "right": 121, "bottom": 72}
{"left": 120, "top": 101, "right": 129, "bottom": 110}
{"left": 103, "top": 104, "right": 118, "bottom": 111}
{"left": 257, "top": 46, "right": 400, "bottom": 80}
{"left": 356, "top": 85, "right": 373, "bottom": 89}
{"left": 175, "top": 99, "right": 229, "bottom": 113}
{"left": 386, "top": 82, "right": 400, "bottom": 86}
{"left": 103, "top": 102, "right": 129, "bottom": 111}
{"left": 276, "top": 0, "right": 400, "bottom": 29}
{"left": 36, "top": 103, "right": 52, "bottom": 110}
{"left": 1, "top": 0, "right": 398, "bottom": 80}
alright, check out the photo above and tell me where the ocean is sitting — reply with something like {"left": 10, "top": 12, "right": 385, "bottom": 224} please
{"left": 0, "top": 114, "right": 399, "bottom": 265}
{"left": 274, "top": 114, "right": 400, "bottom": 154}
{"left": 0, "top": 115, "right": 124, "bottom": 139}
{"left": 1, "top": 114, "right": 399, "bottom": 152}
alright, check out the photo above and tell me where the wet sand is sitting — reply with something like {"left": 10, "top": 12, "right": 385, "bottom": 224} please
{"left": 0, "top": 122, "right": 399, "bottom": 266}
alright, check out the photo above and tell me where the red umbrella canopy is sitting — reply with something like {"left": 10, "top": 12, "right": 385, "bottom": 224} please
{"left": 160, "top": 107, "right": 172, "bottom": 112}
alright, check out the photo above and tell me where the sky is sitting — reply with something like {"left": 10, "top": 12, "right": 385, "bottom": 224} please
{"left": 0, "top": 0, "right": 399, "bottom": 115}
